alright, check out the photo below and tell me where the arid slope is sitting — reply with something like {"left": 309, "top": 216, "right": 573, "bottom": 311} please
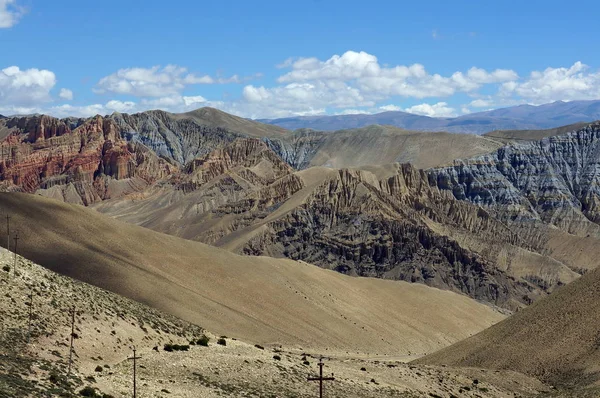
{"left": 266, "top": 125, "right": 504, "bottom": 169}
{"left": 0, "top": 192, "right": 504, "bottom": 357}
{"left": 0, "top": 254, "right": 546, "bottom": 398}
{"left": 416, "top": 264, "right": 600, "bottom": 389}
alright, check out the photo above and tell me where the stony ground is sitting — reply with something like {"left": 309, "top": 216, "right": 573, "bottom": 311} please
{"left": 1, "top": 249, "right": 585, "bottom": 397}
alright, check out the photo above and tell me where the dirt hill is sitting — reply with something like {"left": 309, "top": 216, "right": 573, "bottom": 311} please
{"left": 0, "top": 252, "right": 547, "bottom": 398}
{"left": 415, "top": 263, "right": 600, "bottom": 390}
{"left": 0, "top": 192, "right": 504, "bottom": 358}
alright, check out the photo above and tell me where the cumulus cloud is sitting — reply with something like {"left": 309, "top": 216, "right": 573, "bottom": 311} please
{"left": 276, "top": 51, "right": 518, "bottom": 101}
{"left": 500, "top": 62, "right": 600, "bottom": 103}
{"left": 379, "top": 104, "right": 402, "bottom": 112}
{"left": 404, "top": 102, "right": 456, "bottom": 117}
{"left": 95, "top": 65, "right": 248, "bottom": 97}
{"left": 468, "top": 98, "right": 493, "bottom": 108}
{"left": 0, "top": 66, "right": 56, "bottom": 107}
{"left": 339, "top": 109, "right": 372, "bottom": 115}
{"left": 238, "top": 80, "right": 374, "bottom": 118}
{"left": 59, "top": 88, "right": 73, "bottom": 100}
{"left": 0, "top": 0, "right": 24, "bottom": 28}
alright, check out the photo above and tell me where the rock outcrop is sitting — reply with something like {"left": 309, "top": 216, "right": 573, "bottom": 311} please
{"left": 427, "top": 121, "right": 600, "bottom": 236}
{"left": 0, "top": 115, "right": 174, "bottom": 205}
{"left": 110, "top": 110, "right": 244, "bottom": 166}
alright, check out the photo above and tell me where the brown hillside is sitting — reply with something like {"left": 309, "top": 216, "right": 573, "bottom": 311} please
{"left": 0, "top": 192, "right": 503, "bottom": 357}
{"left": 415, "top": 263, "right": 600, "bottom": 389}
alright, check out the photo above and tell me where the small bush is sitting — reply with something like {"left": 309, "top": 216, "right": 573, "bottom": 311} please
{"left": 2, "top": 265, "right": 9, "bottom": 273}
{"left": 197, "top": 335, "right": 210, "bottom": 346}
{"left": 164, "top": 343, "right": 189, "bottom": 352}
{"left": 217, "top": 338, "right": 226, "bottom": 346}
{"left": 94, "top": 365, "right": 103, "bottom": 372}
{"left": 360, "top": 367, "right": 366, "bottom": 371}
{"left": 303, "top": 360, "right": 310, "bottom": 366}
{"left": 254, "top": 344, "right": 264, "bottom": 350}
{"left": 273, "top": 355, "right": 281, "bottom": 361}
{"left": 79, "top": 386, "right": 98, "bottom": 397}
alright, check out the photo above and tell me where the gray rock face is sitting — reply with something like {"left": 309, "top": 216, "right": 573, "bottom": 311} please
{"left": 263, "top": 130, "right": 326, "bottom": 169}
{"left": 110, "top": 111, "right": 243, "bottom": 165}
{"left": 238, "top": 166, "right": 538, "bottom": 309}
{"left": 427, "top": 122, "right": 600, "bottom": 235}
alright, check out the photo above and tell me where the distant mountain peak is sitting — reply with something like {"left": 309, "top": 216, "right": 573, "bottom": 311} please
{"left": 258, "top": 99, "right": 600, "bottom": 134}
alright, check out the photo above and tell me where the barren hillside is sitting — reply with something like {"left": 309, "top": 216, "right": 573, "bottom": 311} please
{"left": 0, "top": 192, "right": 504, "bottom": 358}
{"left": 415, "top": 262, "right": 600, "bottom": 391}
{"left": 0, "top": 253, "right": 547, "bottom": 398}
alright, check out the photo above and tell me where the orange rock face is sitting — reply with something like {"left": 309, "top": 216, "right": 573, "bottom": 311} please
{"left": 0, "top": 115, "right": 175, "bottom": 204}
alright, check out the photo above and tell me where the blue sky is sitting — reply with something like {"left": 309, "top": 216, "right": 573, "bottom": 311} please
{"left": 1, "top": 0, "right": 600, "bottom": 118}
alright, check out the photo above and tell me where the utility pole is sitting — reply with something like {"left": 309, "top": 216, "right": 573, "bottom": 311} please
{"left": 127, "top": 345, "right": 142, "bottom": 398}
{"left": 67, "top": 306, "right": 76, "bottom": 377}
{"left": 12, "top": 232, "right": 19, "bottom": 278}
{"left": 27, "top": 287, "right": 33, "bottom": 343}
{"left": 6, "top": 214, "right": 10, "bottom": 252}
{"left": 308, "top": 357, "right": 335, "bottom": 398}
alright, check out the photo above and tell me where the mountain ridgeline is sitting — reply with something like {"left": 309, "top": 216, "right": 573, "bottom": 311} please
{"left": 3, "top": 108, "right": 600, "bottom": 311}
{"left": 258, "top": 99, "right": 600, "bottom": 133}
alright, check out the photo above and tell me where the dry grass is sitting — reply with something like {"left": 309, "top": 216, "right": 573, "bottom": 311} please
{"left": 0, "top": 252, "right": 548, "bottom": 397}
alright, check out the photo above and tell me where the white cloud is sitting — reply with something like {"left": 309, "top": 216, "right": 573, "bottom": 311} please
{"left": 468, "top": 98, "right": 492, "bottom": 108}
{"left": 404, "top": 102, "right": 456, "bottom": 117}
{"left": 379, "top": 104, "right": 402, "bottom": 112}
{"left": 0, "top": 0, "right": 24, "bottom": 28}
{"left": 339, "top": 109, "right": 372, "bottom": 115}
{"left": 59, "top": 88, "right": 73, "bottom": 100}
{"left": 504, "top": 62, "right": 600, "bottom": 103}
{"left": 95, "top": 65, "right": 248, "bottom": 97}
{"left": 254, "top": 51, "right": 522, "bottom": 116}
{"left": 278, "top": 51, "right": 381, "bottom": 83}
{"left": 105, "top": 100, "right": 136, "bottom": 113}
{"left": 0, "top": 66, "right": 56, "bottom": 107}
{"left": 236, "top": 81, "right": 374, "bottom": 118}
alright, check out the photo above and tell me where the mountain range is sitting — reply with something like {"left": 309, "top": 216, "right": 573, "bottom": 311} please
{"left": 258, "top": 100, "right": 600, "bottom": 134}
{"left": 5, "top": 104, "right": 600, "bottom": 395}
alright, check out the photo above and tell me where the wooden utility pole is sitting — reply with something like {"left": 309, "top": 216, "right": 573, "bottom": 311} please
{"left": 5, "top": 214, "right": 10, "bottom": 252}
{"left": 127, "top": 345, "right": 142, "bottom": 398}
{"left": 27, "top": 287, "right": 33, "bottom": 343}
{"left": 308, "top": 357, "right": 335, "bottom": 398}
{"left": 12, "top": 232, "right": 19, "bottom": 277}
{"left": 67, "top": 307, "right": 76, "bottom": 376}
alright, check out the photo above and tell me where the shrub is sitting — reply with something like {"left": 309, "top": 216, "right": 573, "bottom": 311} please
{"left": 273, "top": 355, "right": 281, "bottom": 361}
{"left": 79, "top": 386, "right": 98, "bottom": 397}
{"left": 2, "top": 265, "right": 9, "bottom": 273}
{"left": 254, "top": 344, "right": 264, "bottom": 350}
{"left": 217, "top": 338, "right": 226, "bottom": 346}
{"left": 94, "top": 365, "right": 103, "bottom": 372}
{"left": 197, "top": 335, "right": 210, "bottom": 346}
{"left": 164, "top": 343, "right": 189, "bottom": 352}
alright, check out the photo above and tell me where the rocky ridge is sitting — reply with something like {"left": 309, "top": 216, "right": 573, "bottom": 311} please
{"left": 427, "top": 121, "right": 600, "bottom": 237}
{"left": 96, "top": 144, "right": 575, "bottom": 309}
{"left": 0, "top": 115, "right": 175, "bottom": 205}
